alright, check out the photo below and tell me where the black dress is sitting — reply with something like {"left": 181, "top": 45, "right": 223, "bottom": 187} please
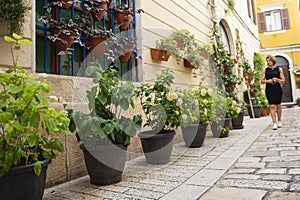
{"left": 265, "top": 66, "right": 282, "bottom": 104}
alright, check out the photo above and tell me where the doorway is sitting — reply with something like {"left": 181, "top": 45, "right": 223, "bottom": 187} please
{"left": 276, "top": 56, "right": 292, "bottom": 102}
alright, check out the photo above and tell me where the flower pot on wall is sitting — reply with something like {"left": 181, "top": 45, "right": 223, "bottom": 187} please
{"left": 89, "top": 36, "right": 108, "bottom": 58}
{"left": 54, "top": 32, "right": 74, "bottom": 52}
{"left": 138, "top": 130, "right": 175, "bottom": 165}
{"left": 116, "top": 10, "right": 133, "bottom": 30}
{"left": 150, "top": 48, "right": 170, "bottom": 61}
{"left": 181, "top": 123, "right": 207, "bottom": 148}
{"left": 91, "top": 1, "right": 109, "bottom": 21}
{"left": 199, "top": 50, "right": 209, "bottom": 59}
{"left": 0, "top": 158, "right": 51, "bottom": 200}
{"left": 184, "top": 59, "right": 196, "bottom": 69}
{"left": 56, "top": 0, "right": 73, "bottom": 9}
{"left": 175, "top": 40, "right": 185, "bottom": 49}
{"left": 119, "top": 51, "right": 132, "bottom": 63}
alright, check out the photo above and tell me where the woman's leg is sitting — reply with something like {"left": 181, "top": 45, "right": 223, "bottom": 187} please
{"left": 276, "top": 104, "right": 282, "bottom": 121}
{"left": 270, "top": 104, "right": 277, "bottom": 123}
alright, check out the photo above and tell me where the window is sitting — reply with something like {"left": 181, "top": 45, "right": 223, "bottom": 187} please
{"left": 257, "top": 9, "right": 290, "bottom": 33}
{"left": 247, "top": 0, "right": 256, "bottom": 24}
{"left": 35, "top": 0, "right": 138, "bottom": 81}
{"left": 220, "top": 22, "right": 230, "bottom": 53}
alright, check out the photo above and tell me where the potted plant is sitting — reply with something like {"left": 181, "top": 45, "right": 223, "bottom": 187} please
{"left": 170, "top": 29, "right": 193, "bottom": 49}
{"left": 0, "top": 34, "right": 71, "bottom": 200}
{"left": 183, "top": 48, "right": 204, "bottom": 70}
{"left": 231, "top": 100, "right": 245, "bottom": 129}
{"left": 114, "top": 4, "right": 133, "bottom": 31}
{"left": 71, "top": 64, "right": 142, "bottom": 185}
{"left": 134, "top": 69, "right": 181, "bottom": 164}
{"left": 178, "top": 82, "right": 213, "bottom": 147}
{"left": 83, "top": 0, "right": 109, "bottom": 21}
{"left": 0, "top": 0, "right": 30, "bottom": 34}
{"left": 150, "top": 37, "right": 178, "bottom": 62}
{"left": 210, "top": 94, "right": 231, "bottom": 138}
{"left": 87, "top": 28, "right": 113, "bottom": 58}
{"left": 243, "top": 89, "right": 262, "bottom": 118}
{"left": 296, "top": 97, "right": 300, "bottom": 107}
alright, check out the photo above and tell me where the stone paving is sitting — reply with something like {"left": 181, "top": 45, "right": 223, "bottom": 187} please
{"left": 43, "top": 107, "right": 300, "bottom": 200}
{"left": 201, "top": 107, "right": 300, "bottom": 200}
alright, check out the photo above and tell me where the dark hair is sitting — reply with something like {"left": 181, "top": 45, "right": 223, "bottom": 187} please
{"left": 266, "top": 55, "right": 277, "bottom": 64}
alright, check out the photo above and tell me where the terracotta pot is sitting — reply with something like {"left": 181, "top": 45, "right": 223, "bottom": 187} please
{"left": 150, "top": 48, "right": 170, "bottom": 61}
{"left": 91, "top": 1, "right": 108, "bottom": 21}
{"left": 55, "top": 0, "right": 73, "bottom": 9}
{"left": 88, "top": 36, "right": 108, "bottom": 58}
{"left": 116, "top": 10, "right": 133, "bottom": 30}
{"left": 199, "top": 50, "right": 209, "bottom": 59}
{"left": 175, "top": 40, "right": 185, "bottom": 49}
{"left": 247, "top": 74, "right": 253, "bottom": 83}
{"left": 119, "top": 51, "right": 132, "bottom": 63}
{"left": 261, "top": 107, "right": 269, "bottom": 116}
{"left": 183, "top": 59, "right": 195, "bottom": 69}
{"left": 54, "top": 32, "right": 74, "bottom": 52}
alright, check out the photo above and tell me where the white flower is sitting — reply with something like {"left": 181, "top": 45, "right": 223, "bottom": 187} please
{"left": 176, "top": 98, "right": 183, "bottom": 106}
{"left": 204, "top": 108, "right": 208, "bottom": 115}
{"left": 167, "top": 92, "right": 178, "bottom": 101}
{"left": 200, "top": 88, "right": 207, "bottom": 96}
{"left": 49, "top": 95, "right": 59, "bottom": 102}
{"left": 203, "top": 99, "right": 208, "bottom": 105}
{"left": 182, "top": 114, "right": 188, "bottom": 120}
{"left": 232, "top": 100, "right": 237, "bottom": 106}
{"left": 237, "top": 107, "right": 241, "bottom": 114}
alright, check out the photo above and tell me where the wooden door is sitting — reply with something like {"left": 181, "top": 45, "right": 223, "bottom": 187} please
{"left": 279, "top": 65, "right": 292, "bottom": 102}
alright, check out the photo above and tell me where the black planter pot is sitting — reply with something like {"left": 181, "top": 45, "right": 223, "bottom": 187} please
{"left": 232, "top": 112, "right": 244, "bottom": 129}
{"left": 247, "top": 105, "right": 261, "bottom": 118}
{"left": 181, "top": 123, "right": 207, "bottom": 148}
{"left": 211, "top": 117, "right": 231, "bottom": 138}
{"left": 81, "top": 143, "right": 127, "bottom": 186}
{"left": 0, "top": 158, "right": 51, "bottom": 200}
{"left": 138, "top": 130, "right": 175, "bottom": 165}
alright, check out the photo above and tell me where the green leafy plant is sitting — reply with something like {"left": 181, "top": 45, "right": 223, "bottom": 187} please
{"left": 296, "top": 97, "right": 300, "bottom": 104}
{"left": 155, "top": 37, "right": 179, "bottom": 57}
{"left": 0, "top": 33, "right": 71, "bottom": 177}
{"left": 134, "top": 69, "right": 181, "bottom": 133}
{"left": 71, "top": 65, "right": 142, "bottom": 147}
{"left": 210, "top": 43, "right": 241, "bottom": 97}
{"left": 177, "top": 82, "right": 213, "bottom": 127}
{"left": 170, "top": 29, "right": 194, "bottom": 47}
{"left": 0, "top": 0, "right": 30, "bottom": 34}
{"left": 225, "top": 96, "right": 244, "bottom": 119}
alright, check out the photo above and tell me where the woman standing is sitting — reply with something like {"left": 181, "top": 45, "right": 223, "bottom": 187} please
{"left": 261, "top": 55, "right": 285, "bottom": 130}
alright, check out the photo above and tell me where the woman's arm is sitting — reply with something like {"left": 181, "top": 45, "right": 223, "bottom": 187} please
{"left": 279, "top": 67, "right": 285, "bottom": 85}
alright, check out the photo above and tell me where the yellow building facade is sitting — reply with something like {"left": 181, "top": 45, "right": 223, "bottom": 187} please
{"left": 256, "top": 0, "right": 300, "bottom": 103}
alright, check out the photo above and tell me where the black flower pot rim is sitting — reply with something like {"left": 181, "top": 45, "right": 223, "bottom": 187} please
{"left": 138, "top": 130, "right": 175, "bottom": 139}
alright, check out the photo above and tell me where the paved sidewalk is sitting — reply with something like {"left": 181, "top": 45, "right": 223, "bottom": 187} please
{"left": 43, "top": 107, "right": 300, "bottom": 200}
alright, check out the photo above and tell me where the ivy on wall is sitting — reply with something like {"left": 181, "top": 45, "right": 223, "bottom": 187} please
{"left": 0, "top": 0, "right": 30, "bottom": 34}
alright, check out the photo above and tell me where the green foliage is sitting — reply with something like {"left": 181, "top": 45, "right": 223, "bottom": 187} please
{"left": 296, "top": 97, "right": 300, "bottom": 103}
{"left": 225, "top": 97, "right": 244, "bottom": 119}
{"left": 0, "top": 34, "right": 71, "bottom": 177}
{"left": 177, "top": 82, "right": 213, "bottom": 126}
{"left": 210, "top": 43, "right": 241, "bottom": 97}
{"left": 0, "top": 0, "right": 30, "bottom": 34}
{"left": 72, "top": 65, "right": 142, "bottom": 147}
{"left": 134, "top": 69, "right": 181, "bottom": 133}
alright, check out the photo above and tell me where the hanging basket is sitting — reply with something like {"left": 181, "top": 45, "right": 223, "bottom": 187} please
{"left": 55, "top": 0, "right": 73, "bottom": 9}
{"left": 183, "top": 59, "right": 196, "bottom": 69}
{"left": 91, "top": 1, "right": 109, "bottom": 21}
{"left": 119, "top": 51, "right": 132, "bottom": 63}
{"left": 88, "top": 36, "right": 108, "bottom": 58}
{"left": 116, "top": 10, "right": 133, "bottom": 30}
{"left": 54, "top": 32, "right": 74, "bottom": 52}
{"left": 150, "top": 48, "right": 170, "bottom": 61}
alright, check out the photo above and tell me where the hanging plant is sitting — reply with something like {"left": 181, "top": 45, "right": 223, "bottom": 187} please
{"left": 0, "top": 0, "right": 30, "bottom": 34}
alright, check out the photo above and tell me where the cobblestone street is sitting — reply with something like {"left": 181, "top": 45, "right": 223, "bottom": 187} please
{"left": 43, "top": 107, "right": 300, "bottom": 200}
